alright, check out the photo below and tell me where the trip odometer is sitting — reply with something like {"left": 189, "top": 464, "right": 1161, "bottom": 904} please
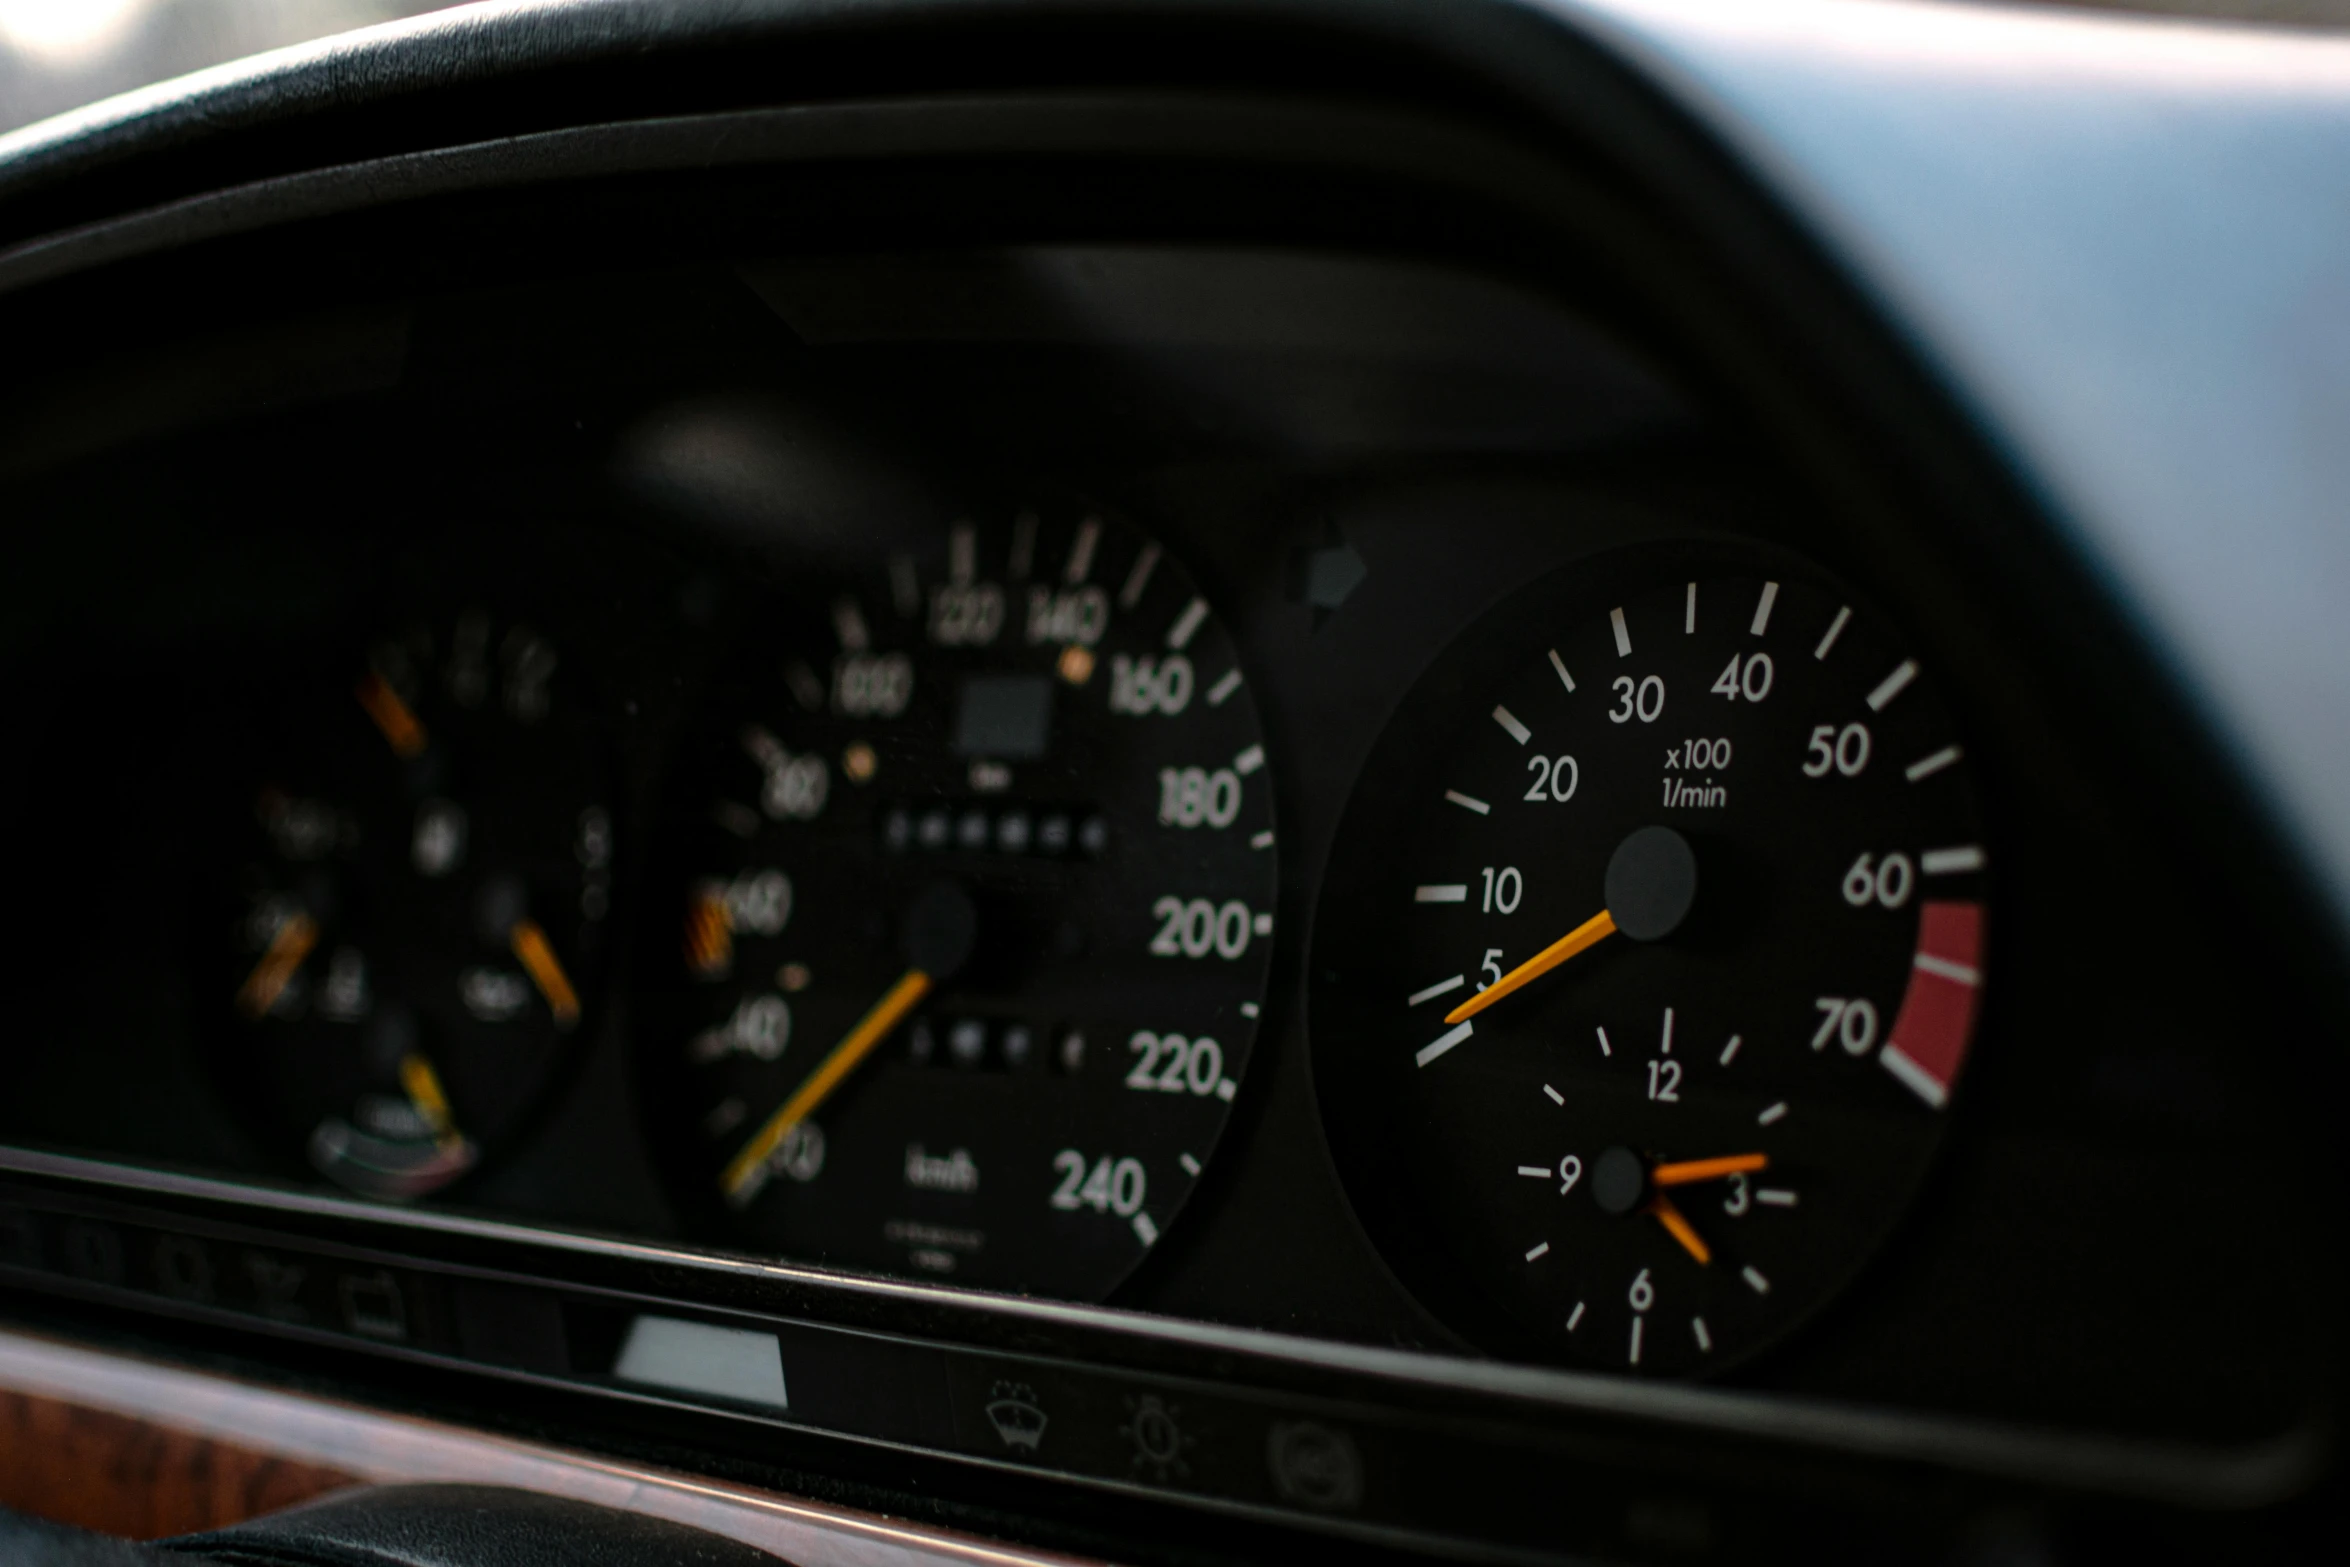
{"left": 1311, "top": 548, "right": 1988, "bottom": 1375}
{"left": 641, "top": 509, "right": 1276, "bottom": 1299}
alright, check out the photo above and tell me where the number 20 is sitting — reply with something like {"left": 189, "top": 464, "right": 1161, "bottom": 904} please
{"left": 1524, "top": 755, "right": 1579, "bottom": 802}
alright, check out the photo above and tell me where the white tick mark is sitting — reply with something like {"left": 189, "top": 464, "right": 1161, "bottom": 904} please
{"left": 1165, "top": 597, "right": 1210, "bottom": 651}
{"left": 1905, "top": 745, "right": 1963, "bottom": 782}
{"left": 1814, "top": 605, "right": 1852, "bottom": 660}
{"left": 1867, "top": 659, "right": 1919, "bottom": 712}
{"left": 1408, "top": 975, "right": 1465, "bottom": 1008}
{"left": 1063, "top": 517, "right": 1101, "bottom": 584}
{"left": 1416, "top": 1020, "right": 1474, "bottom": 1067}
{"left": 1118, "top": 541, "right": 1160, "bottom": 607}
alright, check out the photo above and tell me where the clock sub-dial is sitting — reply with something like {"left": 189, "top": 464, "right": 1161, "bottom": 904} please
{"left": 642, "top": 508, "right": 1278, "bottom": 1300}
{"left": 1312, "top": 550, "right": 1988, "bottom": 1374}
{"left": 218, "top": 610, "right": 613, "bottom": 1201}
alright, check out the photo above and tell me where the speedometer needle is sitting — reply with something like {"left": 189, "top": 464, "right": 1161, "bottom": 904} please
{"left": 719, "top": 967, "right": 932, "bottom": 1203}
{"left": 1444, "top": 909, "right": 1615, "bottom": 1024}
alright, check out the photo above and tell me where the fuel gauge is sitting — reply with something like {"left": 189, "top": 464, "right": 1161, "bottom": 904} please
{"left": 215, "top": 611, "right": 613, "bottom": 1200}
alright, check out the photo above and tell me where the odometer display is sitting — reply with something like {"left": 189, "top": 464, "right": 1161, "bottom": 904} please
{"left": 641, "top": 510, "right": 1276, "bottom": 1299}
{"left": 1311, "top": 551, "right": 1987, "bottom": 1375}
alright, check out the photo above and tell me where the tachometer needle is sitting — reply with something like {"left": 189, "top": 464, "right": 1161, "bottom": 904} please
{"left": 356, "top": 670, "right": 429, "bottom": 759}
{"left": 1648, "top": 1191, "right": 1712, "bottom": 1266}
{"left": 1444, "top": 909, "right": 1617, "bottom": 1024}
{"left": 719, "top": 967, "right": 933, "bottom": 1203}
{"left": 236, "top": 911, "right": 319, "bottom": 1019}
{"left": 509, "top": 918, "right": 581, "bottom": 1031}
{"left": 1651, "top": 1153, "right": 1768, "bottom": 1187}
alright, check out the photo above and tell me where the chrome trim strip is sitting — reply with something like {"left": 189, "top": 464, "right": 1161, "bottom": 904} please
{"left": 0, "top": 1144, "right": 2321, "bottom": 1506}
{"left": 0, "top": 1324, "right": 1103, "bottom": 1567}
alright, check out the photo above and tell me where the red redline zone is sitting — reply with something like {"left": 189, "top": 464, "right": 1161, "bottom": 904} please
{"left": 1879, "top": 900, "right": 1984, "bottom": 1109}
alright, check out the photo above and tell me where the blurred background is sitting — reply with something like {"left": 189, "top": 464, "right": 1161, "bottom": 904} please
{"left": 4, "top": 0, "right": 2350, "bottom": 140}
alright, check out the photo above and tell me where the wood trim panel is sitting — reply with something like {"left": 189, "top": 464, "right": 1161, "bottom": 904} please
{"left": 0, "top": 1386, "right": 357, "bottom": 1538}
{"left": 0, "top": 1328, "right": 1103, "bottom": 1564}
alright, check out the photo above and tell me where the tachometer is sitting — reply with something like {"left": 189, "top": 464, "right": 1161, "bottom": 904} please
{"left": 216, "top": 611, "right": 613, "bottom": 1201}
{"left": 641, "top": 508, "right": 1276, "bottom": 1298}
{"left": 1310, "top": 547, "right": 1987, "bottom": 1374}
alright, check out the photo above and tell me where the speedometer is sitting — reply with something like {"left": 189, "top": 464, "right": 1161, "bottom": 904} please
{"left": 639, "top": 508, "right": 1276, "bottom": 1298}
{"left": 1310, "top": 546, "right": 1988, "bottom": 1374}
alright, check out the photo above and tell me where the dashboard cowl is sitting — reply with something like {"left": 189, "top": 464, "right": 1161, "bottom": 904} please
{"left": 2, "top": 0, "right": 2344, "bottom": 975}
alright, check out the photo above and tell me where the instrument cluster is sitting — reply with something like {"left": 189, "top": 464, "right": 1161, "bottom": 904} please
{"left": 0, "top": 246, "right": 2324, "bottom": 1450}
{"left": 167, "top": 492, "right": 1989, "bottom": 1383}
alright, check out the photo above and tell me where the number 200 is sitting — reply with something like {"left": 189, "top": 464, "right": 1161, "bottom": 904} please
{"left": 1150, "top": 897, "right": 1255, "bottom": 959}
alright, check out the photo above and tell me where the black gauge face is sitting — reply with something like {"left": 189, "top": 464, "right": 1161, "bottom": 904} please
{"left": 640, "top": 510, "right": 1277, "bottom": 1299}
{"left": 1311, "top": 550, "right": 1987, "bottom": 1375}
{"left": 216, "top": 612, "right": 613, "bottom": 1201}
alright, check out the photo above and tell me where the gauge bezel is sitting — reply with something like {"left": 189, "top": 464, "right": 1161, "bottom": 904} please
{"left": 631, "top": 505, "right": 1281, "bottom": 1302}
{"left": 1306, "top": 536, "right": 1992, "bottom": 1371}
{"left": 197, "top": 603, "right": 624, "bottom": 1201}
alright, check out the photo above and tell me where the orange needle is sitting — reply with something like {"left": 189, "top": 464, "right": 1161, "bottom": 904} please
{"left": 684, "top": 886, "right": 734, "bottom": 977}
{"left": 1651, "top": 1153, "right": 1769, "bottom": 1187}
{"left": 398, "top": 1052, "right": 467, "bottom": 1152}
{"left": 1444, "top": 909, "right": 1618, "bottom": 1025}
{"left": 1648, "top": 1192, "right": 1712, "bottom": 1266}
{"left": 236, "top": 911, "right": 318, "bottom": 1019}
{"left": 356, "top": 670, "right": 428, "bottom": 759}
{"left": 720, "top": 968, "right": 932, "bottom": 1202}
{"left": 509, "top": 918, "right": 581, "bottom": 1031}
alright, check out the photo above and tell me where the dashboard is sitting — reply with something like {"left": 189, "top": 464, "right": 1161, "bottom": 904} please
{"left": 0, "top": 2, "right": 2345, "bottom": 1563}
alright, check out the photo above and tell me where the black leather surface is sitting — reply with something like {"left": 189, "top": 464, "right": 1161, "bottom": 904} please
{"left": 0, "top": 1506, "right": 191, "bottom": 1566}
{"left": 0, "top": 0, "right": 1630, "bottom": 253}
{"left": 166, "top": 1486, "right": 788, "bottom": 1567}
